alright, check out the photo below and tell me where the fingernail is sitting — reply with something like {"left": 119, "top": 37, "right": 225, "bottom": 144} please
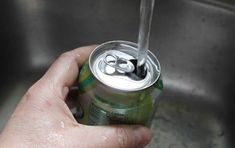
{"left": 133, "top": 127, "right": 152, "bottom": 147}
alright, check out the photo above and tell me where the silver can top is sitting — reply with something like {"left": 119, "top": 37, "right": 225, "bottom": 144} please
{"left": 89, "top": 41, "right": 161, "bottom": 91}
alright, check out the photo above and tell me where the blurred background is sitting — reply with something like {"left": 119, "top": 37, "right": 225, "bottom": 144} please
{"left": 1, "top": 0, "right": 235, "bottom": 147}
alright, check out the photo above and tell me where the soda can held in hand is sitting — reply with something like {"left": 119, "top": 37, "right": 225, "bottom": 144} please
{"left": 76, "top": 40, "right": 163, "bottom": 127}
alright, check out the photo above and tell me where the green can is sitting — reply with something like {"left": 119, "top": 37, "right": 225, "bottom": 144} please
{"left": 77, "top": 40, "right": 163, "bottom": 127}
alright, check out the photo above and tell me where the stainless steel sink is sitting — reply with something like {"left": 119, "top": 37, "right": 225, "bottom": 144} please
{"left": 1, "top": 0, "right": 235, "bottom": 147}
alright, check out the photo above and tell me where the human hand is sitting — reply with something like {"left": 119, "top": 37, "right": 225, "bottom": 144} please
{"left": 0, "top": 45, "right": 151, "bottom": 148}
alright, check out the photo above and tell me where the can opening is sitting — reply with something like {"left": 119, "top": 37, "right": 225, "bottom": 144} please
{"left": 129, "top": 59, "right": 147, "bottom": 80}
{"left": 102, "top": 53, "right": 147, "bottom": 80}
{"left": 104, "top": 53, "right": 135, "bottom": 74}
{"left": 90, "top": 41, "right": 161, "bottom": 91}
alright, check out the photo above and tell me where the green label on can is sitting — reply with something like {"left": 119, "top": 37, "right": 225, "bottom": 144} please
{"left": 87, "top": 92, "right": 153, "bottom": 126}
{"left": 79, "top": 62, "right": 96, "bottom": 93}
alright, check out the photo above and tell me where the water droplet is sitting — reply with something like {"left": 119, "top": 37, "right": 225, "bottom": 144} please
{"left": 102, "top": 135, "right": 108, "bottom": 141}
{"left": 47, "top": 132, "right": 65, "bottom": 147}
{"left": 60, "top": 121, "right": 65, "bottom": 128}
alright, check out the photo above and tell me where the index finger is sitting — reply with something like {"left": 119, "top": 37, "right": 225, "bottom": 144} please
{"left": 31, "top": 45, "right": 97, "bottom": 100}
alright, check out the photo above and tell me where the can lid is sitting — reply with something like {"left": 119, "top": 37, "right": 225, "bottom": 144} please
{"left": 89, "top": 41, "right": 161, "bottom": 91}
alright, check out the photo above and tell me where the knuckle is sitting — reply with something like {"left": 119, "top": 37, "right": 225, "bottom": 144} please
{"left": 23, "top": 84, "right": 55, "bottom": 110}
{"left": 23, "top": 80, "right": 48, "bottom": 101}
{"left": 58, "top": 51, "right": 77, "bottom": 66}
{"left": 24, "top": 85, "right": 37, "bottom": 100}
{"left": 60, "top": 51, "right": 75, "bottom": 60}
{"left": 21, "top": 85, "right": 42, "bottom": 106}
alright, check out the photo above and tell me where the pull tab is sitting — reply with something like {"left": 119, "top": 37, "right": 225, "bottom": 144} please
{"left": 104, "top": 53, "right": 135, "bottom": 73}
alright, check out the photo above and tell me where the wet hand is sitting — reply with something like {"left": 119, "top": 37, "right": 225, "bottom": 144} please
{"left": 0, "top": 45, "right": 151, "bottom": 148}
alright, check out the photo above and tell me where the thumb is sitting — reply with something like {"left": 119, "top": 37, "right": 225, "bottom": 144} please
{"left": 66, "top": 125, "right": 152, "bottom": 148}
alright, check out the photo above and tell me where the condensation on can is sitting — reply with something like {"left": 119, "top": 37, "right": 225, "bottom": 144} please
{"left": 77, "top": 40, "right": 163, "bottom": 127}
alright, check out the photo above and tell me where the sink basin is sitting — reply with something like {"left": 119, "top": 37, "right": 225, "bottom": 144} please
{"left": 1, "top": 0, "right": 235, "bottom": 147}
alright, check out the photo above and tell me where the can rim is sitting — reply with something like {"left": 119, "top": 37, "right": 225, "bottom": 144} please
{"left": 89, "top": 40, "right": 161, "bottom": 92}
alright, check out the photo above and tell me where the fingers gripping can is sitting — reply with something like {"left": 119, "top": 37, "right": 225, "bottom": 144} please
{"left": 77, "top": 40, "right": 163, "bottom": 127}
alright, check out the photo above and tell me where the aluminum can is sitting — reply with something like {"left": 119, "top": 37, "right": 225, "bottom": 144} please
{"left": 76, "top": 40, "right": 163, "bottom": 127}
